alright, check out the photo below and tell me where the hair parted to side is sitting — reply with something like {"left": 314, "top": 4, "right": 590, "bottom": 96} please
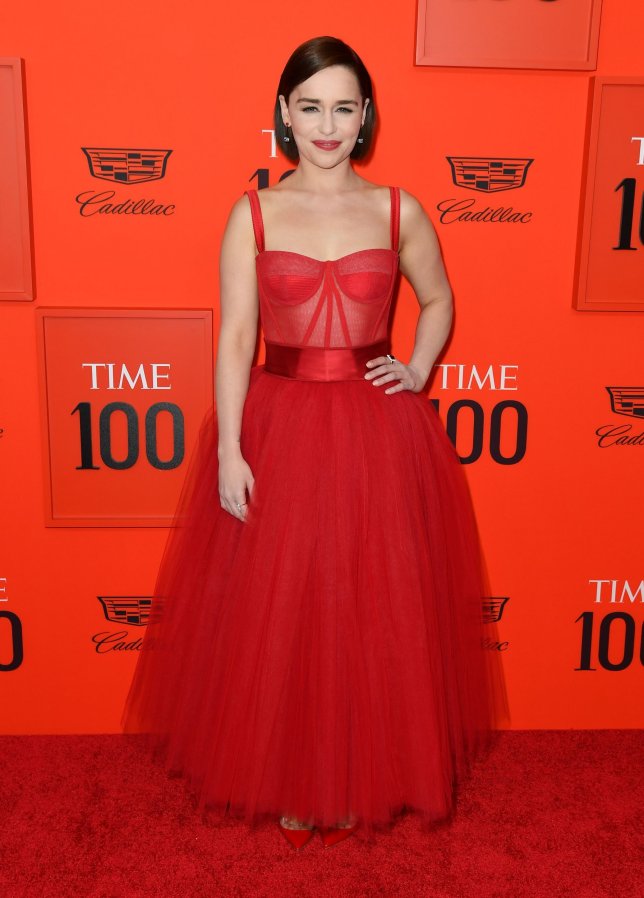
{"left": 274, "top": 35, "right": 376, "bottom": 162}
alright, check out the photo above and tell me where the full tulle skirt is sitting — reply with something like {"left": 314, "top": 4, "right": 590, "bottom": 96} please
{"left": 121, "top": 363, "right": 509, "bottom": 840}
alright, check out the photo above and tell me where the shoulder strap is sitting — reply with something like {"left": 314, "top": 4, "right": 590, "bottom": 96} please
{"left": 244, "top": 189, "right": 265, "bottom": 253}
{"left": 389, "top": 186, "right": 400, "bottom": 252}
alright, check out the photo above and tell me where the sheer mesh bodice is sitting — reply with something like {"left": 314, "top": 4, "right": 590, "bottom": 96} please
{"left": 245, "top": 187, "right": 400, "bottom": 348}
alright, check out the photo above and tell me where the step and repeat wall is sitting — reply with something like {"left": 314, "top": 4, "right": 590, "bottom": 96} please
{"left": 1, "top": 0, "right": 643, "bottom": 733}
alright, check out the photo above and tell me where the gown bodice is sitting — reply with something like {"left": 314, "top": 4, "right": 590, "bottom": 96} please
{"left": 245, "top": 187, "right": 400, "bottom": 349}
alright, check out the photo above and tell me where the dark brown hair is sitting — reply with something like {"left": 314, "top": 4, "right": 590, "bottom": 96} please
{"left": 274, "top": 36, "right": 376, "bottom": 162}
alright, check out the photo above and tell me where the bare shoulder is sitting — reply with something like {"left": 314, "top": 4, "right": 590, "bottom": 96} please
{"left": 227, "top": 191, "right": 254, "bottom": 223}
{"left": 398, "top": 187, "right": 432, "bottom": 224}
{"left": 236, "top": 181, "right": 301, "bottom": 224}
{"left": 398, "top": 187, "right": 437, "bottom": 249}
{"left": 220, "top": 192, "right": 257, "bottom": 257}
{"left": 250, "top": 179, "right": 294, "bottom": 207}
{"left": 226, "top": 194, "right": 253, "bottom": 235}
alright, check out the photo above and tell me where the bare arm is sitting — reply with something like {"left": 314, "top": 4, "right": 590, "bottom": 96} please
{"left": 215, "top": 195, "right": 259, "bottom": 522}
{"left": 365, "top": 189, "right": 453, "bottom": 394}
{"left": 399, "top": 188, "right": 453, "bottom": 385}
{"left": 216, "top": 195, "right": 260, "bottom": 460}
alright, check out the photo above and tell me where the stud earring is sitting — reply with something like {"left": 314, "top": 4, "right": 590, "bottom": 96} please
{"left": 283, "top": 123, "right": 291, "bottom": 142}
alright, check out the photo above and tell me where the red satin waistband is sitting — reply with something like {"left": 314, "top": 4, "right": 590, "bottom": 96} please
{"left": 263, "top": 340, "right": 390, "bottom": 381}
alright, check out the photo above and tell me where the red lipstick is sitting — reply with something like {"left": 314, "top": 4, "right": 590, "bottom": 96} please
{"left": 313, "top": 140, "right": 341, "bottom": 151}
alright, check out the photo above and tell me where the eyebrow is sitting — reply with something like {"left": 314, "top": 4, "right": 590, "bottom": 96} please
{"left": 296, "top": 97, "right": 359, "bottom": 105}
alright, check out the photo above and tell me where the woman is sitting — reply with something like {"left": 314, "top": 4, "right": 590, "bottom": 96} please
{"left": 121, "top": 35, "right": 509, "bottom": 850}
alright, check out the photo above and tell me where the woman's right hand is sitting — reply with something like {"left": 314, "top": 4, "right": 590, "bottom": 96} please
{"left": 218, "top": 451, "right": 255, "bottom": 522}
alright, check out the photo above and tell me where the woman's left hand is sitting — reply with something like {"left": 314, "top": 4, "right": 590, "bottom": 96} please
{"left": 364, "top": 356, "right": 427, "bottom": 394}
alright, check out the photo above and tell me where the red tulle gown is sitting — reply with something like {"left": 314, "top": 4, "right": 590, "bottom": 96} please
{"left": 121, "top": 185, "right": 509, "bottom": 841}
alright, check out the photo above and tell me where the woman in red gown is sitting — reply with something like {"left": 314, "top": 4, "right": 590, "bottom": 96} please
{"left": 121, "top": 35, "right": 509, "bottom": 849}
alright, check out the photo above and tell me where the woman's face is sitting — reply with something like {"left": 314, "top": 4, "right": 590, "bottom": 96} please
{"left": 279, "top": 65, "right": 369, "bottom": 168}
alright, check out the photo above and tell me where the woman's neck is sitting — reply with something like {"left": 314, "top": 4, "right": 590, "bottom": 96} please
{"left": 284, "top": 158, "right": 364, "bottom": 195}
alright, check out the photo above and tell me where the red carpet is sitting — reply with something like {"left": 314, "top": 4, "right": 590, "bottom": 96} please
{"left": 1, "top": 730, "right": 641, "bottom": 898}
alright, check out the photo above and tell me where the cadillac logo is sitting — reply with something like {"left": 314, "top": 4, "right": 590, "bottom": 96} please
{"left": 483, "top": 596, "right": 509, "bottom": 624}
{"left": 82, "top": 148, "right": 172, "bottom": 184}
{"left": 606, "top": 386, "right": 644, "bottom": 418}
{"left": 447, "top": 156, "right": 533, "bottom": 193}
{"left": 97, "top": 595, "right": 154, "bottom": 626}
{"left": 595, "top": 386, "right": 644, "bottom": 447}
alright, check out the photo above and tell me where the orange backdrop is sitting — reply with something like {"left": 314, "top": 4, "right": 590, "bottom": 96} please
{"left": 1, "top": 0, "right": 643, "bottom": 732}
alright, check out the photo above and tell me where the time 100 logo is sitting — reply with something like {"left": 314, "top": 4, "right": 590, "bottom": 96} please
{"left": 73, "top": 362, "right": 184, "bottom": 470}
{"left": 431, "top": 363, "right": 527, "bottom": 466}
